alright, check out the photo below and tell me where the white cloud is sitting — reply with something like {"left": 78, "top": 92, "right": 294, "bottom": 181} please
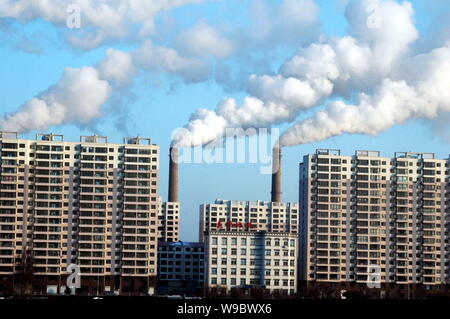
{"left": 0, "top": 34, "right": 213, "bottom": 134}
{"left": 0, "top": 0, "right": 207, "bottom": 49}
{"left": 279, "top": 0, "right": 320, "bottom": 37}
{"left": 0, "top": 67, "right": 111, "bottom": 132}
{"left": 177, "top": 22, "right": 235, "bottom": 58}
{"left": 133, "top": 40, "right": 210, "bottom": 83}
{"left": 345, "top": 0, "right": 418, "bottom": 74}
{"left": 97, "top": 49, "right": 137, "bottom": 87}
{"left": 248, "top": 0, "right": 320, "bottom": 45}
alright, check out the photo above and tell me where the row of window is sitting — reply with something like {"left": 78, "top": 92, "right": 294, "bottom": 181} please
{"left": 211, "top": 267, "right": 294, "bottom": 277}
{"left": 210, "top": 277, "right": 295, "bottom": 287}
{"left": 210, "top": 257, "right": 294, "bottom": 267}
{"left": 211, "top": 237, "right": 295, "bottom": 246}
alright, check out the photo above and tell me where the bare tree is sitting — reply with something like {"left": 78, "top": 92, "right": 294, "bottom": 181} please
{"left": 14, "top": 250, "right": 35, "bottom": 295}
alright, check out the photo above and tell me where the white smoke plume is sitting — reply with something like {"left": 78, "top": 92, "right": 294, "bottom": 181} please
{"left": 173, "top": 0, "right": 420, "bottom": 147}
{"left": 247, "top": 0, "right": 320, "bottom": 46}
{"left": 0, "top": 39, "right": 210, "bottom": 133}
{"left": 0, "top": 67, "right": 111, "bottom": 132}
{"left": 280, "top": 45, "right": 450, "bottom": 146}
{"left": 0, "top": 0, "right": 321, "bottom": 134}
{"left": 133, "top": 40, "right": 210, "bottom": 83}
{"left": 0, "top": 0, "right": 207, "bottom": 50}
{"left": 176, "top": 22, "right": 235, "bottom": 58}
{"left": 97, "top": 49, "right": 137, "bottom": 88}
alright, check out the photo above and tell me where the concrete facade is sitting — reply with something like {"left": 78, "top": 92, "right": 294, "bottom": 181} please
{"left": 200, "top": 200, "right": 299, "bottom": 294}
{"left": 0, "top": 132, "right": 161, "bottom": 293}
{"left": 157, "top": 241, "right": 204, "bottom": 294}
{"left": 204, "top": 230, "right": 298, "bottom": 294}
{"left": 300, "top": 149, "right": 449, "bottom": 286}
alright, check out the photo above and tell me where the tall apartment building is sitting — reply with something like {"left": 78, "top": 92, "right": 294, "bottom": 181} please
{"left": 300, "top": 149, "right": 449, "bottom": 287}
{"left": 199, "top": 200, "right": 299, "bottom": 242}
{"left": 0, "top": 132, "right": 161, "bottom": 294}
{"left": 200, "top": 200, "right": 299, "bottom": 295}
{"left": 158, "top": 201, "right": 180, "bottom": 243}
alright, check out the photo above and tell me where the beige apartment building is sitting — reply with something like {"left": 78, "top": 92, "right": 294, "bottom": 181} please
{"left": 300, "top": 149, "right": 448, "bottom": 287}
{"left": 0, "top": 132, "right": 162, "bottom": 294}
{"left": 158, "top": 201, "right": 180, "bottom": 242}
{"left": 199, "top": 200, "right": 299, "bottom": 242}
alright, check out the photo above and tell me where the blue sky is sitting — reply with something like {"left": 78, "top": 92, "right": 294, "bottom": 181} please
{"left": 1, "top": 0, "right": 450, "bottom": 241}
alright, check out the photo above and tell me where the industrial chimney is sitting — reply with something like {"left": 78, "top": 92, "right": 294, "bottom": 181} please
{"left": 271, "top": 146, "right": 282, "bottom": 202}
{"left": 168, "top": 147, "right": 179, "bottom": 202}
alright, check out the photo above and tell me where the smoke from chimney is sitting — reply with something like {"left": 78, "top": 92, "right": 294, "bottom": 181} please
{"left": 271, "top": 146, "right": 282, "bottom": 203}
{"left": 168, "top": 147, "right": 179, "bottom": 202}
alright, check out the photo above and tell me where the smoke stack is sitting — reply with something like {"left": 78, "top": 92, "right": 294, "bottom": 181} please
{"left": 168, "top": 147, "right": 179, "bottom": 202}
{"left": 271, "top": 146, "right": 282, "bottom": 203}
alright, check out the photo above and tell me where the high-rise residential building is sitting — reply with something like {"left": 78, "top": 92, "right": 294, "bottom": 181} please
{"left": 200, "top": 200, "right": 299, "bottom": 295}
{"left": 157, "top": 241, "right": 204, "bottom": 294}
{"left": 199, "top": 200, "right": 299, "bottom": 242}
{"left": 158, "top": 201, "right": 180, "bottom": 243}
{"left": 299, "top": 149, "right": 448, "bottom": 287}
{"left": 0, "top": 132, "right": 161, "bottom": 294}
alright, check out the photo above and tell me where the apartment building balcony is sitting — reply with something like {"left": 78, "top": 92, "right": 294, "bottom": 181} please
{"left": 0, "top": 191, "right": 17, "bottom": 199}
{"left": 78, "top": 256, "right": 106, "bottom": 261}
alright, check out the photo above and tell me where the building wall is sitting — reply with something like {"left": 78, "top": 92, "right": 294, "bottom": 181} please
{"left": 157, "top": 241, "right": 204, "bottom": 294}
{"left": 199, "top": 200, "right": 299, "bottom": 242}
{"left": 200, "top": 200, "right": 300, "bottom": 294}
{"left": 158, "top": 202, "right": 180, "bottom": 242}
{"left": 300, "top": 149, "right": 449, "bottom": 285}
{"left": 0, "top": 133, "right": 160, "bottom": 287}
{"left": 204, "top": 231, "right": 298, "bottom": 294}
